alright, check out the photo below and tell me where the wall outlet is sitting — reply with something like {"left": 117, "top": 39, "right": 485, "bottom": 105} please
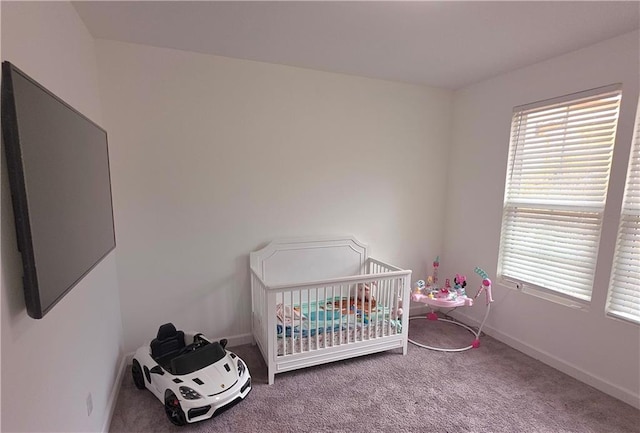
{"left": 86, "top": 393, "right": 93, "bottom": 416}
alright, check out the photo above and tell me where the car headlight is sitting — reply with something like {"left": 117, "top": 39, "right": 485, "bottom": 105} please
{"left": 179, "top": 386, "right": 202, "bottom": 400}
{"left": 237, "top": 359, "right": 246, "bottom": 376}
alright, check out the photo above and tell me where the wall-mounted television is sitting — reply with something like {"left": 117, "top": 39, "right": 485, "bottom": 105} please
{"left": 1, "top": 61, "right": 116, "bottom": 319}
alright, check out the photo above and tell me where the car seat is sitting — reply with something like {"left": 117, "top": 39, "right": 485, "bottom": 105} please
{"left": 151, "top": 323, "right": 185, "bottom": 362}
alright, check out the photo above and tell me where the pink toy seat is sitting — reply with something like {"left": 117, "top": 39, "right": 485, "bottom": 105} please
{"left": 411, "top": 293, "right": 473, "bottom": 308}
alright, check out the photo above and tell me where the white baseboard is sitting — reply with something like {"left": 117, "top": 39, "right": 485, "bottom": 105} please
{"left": 101, "top": 353, "right": 128, "bottom": 433}
{"left": 225, "top": 332, "right": 254, "bottom": 348}
{"left": 450, "top": 310, "right": 640, "bottom": 409}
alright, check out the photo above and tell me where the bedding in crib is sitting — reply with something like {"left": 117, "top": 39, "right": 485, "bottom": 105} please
{"left": 275, "top": 297, "right": 401, "bottom": 338}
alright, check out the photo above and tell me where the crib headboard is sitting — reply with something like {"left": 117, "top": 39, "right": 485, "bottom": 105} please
{"left": 250, "top": 235, "right": 368, "bottom": 286}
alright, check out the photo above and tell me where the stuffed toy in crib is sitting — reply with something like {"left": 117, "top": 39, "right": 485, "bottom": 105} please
{"left": 355, "top": 283, "right": 377, "bottom": 310}
{"left": 329, "top": 285, "right": 378, "bottom": 315}
{"left": 391, "top": 298, "right": 403, "bottom": 320}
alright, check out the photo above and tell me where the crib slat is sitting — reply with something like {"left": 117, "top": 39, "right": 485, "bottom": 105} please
{"left": 324, "top": 286, "right": 328, "bottom": 349}
{"left": 282, "top": 292, "right": 286, "bottom": 357}
{"left": 356, "top": 283, "right": 364, "bottom": 341}
{"left": 374, "top": 279, "right": 380, "bottom": 338}
{"left": 361, "top": 286, "right": 364, "bottom": 342}
{"left": 290, "top": 290, "right": 294, "bottom": 356}
{"left": 366, "top": 282, "right": 370, "bottom": 341}
{"left": 323, "top": 286, "right": 327, "bottom": 350}
{"left": 305, "top": 289, "right": 315, "bottom": 352}
{"left": 338, "top": 285, "right": 342, "bottom": 347}
{"left": 299, "top": 289, "right": 302, "bottom": 353}
{"left": 342, "top": 284, "right": 346, "bottom": 345}
{"left": 384, "top": 277, "right": 390, "bottom": 337}
{"left": 338, "top": 284, "right": 349, "bottom": 345}
{"left": 384, "top": 279, "right": 389, "bottom": 337}
{"left": 297, "top": 289, "right": 301, "bottom": 354}
{"left": 315, "top": 286, "right": 319, "bottom": 351}
{"left": 283, "top": 291, "right": 287, "bottom": 356}
{"left": 393, "top": 278, "right": 398, "bottom": 335}
{"left": 388, "top": 279, "right": 393, "bottom": 336}
{"left": 371, "top": 280, "right": 377, "bottom": 339}
{"left": 375, "top": 278, "right": 380, "bottom": 338}
{"left": 299, "top": 288, "right": 303, "bottom": 354}
{"left": 379, "top": 277, "right": 385, "bottom": 338}
{"left": 391, "top": 278, "right": 396, "bottom": 336}
{"left": 337, "top": 285, "right": 341, "bottom": 347}
{"left": 335, "top": 285, "right": 340, "bottom": 346}
{"left": 346, "top": 287, "right": 350, "bottom": 343}
{"left": 329, "top": 285, "right": 333, "bottom": 349}
{"left": 395, "top": 278, "right": 400, "bottom": 335}
{"left": 359, "top": 283, "right": 362, "bottom": 342}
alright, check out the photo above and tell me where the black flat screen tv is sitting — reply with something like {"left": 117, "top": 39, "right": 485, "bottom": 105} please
{"left": 1, "top": 61, "right": 116, "bottom": 319}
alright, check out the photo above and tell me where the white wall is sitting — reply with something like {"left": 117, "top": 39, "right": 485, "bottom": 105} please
{"left": 1, "top": 3, "right": 124, "bottom": 432}
{"left": 443, "top": 31, "right": 640, "bottom": 407}
{"left": 94, "top": 40, "right": 452, "bottom": 353}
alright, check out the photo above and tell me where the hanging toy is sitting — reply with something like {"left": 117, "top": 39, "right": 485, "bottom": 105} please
{"left": 474, "top": 267, "right": 494, "bottom": 305}
{"left": 432, "top": 256, "right": 440, "bottom": 285}
{"left": 454, "top": 274, "right": 467, "bottom": 296}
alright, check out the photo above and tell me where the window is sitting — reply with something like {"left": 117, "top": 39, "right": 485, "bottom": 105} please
{"left": 607, "top": 104, "right": 640, "bottom": 323}
{"left": 498, "top": 85, "right": 622, "bottom": 302}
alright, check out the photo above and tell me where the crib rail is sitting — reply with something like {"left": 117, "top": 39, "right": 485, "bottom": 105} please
{"left": 367, "top": 257, "right": 404, "bottom": 273}
{"left": 262, "top": 270, "right": 410, "bottom": 292}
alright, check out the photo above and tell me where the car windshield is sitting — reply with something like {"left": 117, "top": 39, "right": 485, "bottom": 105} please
{"left": 170, "top": 342, "right": 227, "bottom": 376}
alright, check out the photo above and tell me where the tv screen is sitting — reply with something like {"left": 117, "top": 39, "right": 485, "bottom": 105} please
{"left": 1, "top": 61, "right": 116, "bottom": 319}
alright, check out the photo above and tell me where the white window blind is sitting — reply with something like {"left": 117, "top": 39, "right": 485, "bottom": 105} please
{"left": 607, "top": 105, "right": 640, "bottom": 323}
{"left": 498, "top": 85, "right": 622, "bottom": 301}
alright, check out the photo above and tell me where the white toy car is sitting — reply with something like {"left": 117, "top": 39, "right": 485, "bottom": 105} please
{"left": 131, "top": 323, "right": 251, "bottom": 426}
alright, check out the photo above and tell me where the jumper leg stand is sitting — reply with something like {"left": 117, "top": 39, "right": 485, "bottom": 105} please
{"left": 408, "top": 304, "right": 490, "bottom": 352}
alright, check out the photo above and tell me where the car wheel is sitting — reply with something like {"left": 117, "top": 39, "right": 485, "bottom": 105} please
{"left": 131, "top": 360, "right": 145, "bottom": 390}
{"left": 164, "top": 391, "right": 187, "bottom": 426}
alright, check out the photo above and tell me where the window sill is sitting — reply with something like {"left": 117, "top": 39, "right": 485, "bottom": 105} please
{"left": 499, "top": 278, "right": 590, "bottom": 312}
{"left": 606, "top": 311, "right": 640, "bottom": 326}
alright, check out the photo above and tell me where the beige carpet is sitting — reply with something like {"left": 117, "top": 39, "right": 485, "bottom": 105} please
{"left": 109, "top": 316, "right": 640, "bottom": 432}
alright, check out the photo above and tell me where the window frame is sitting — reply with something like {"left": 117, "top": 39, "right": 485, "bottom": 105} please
{"left": 606, "top": 99, "right": 640, "bottom": 324}
{"left": 497, "top": 84, "right": 623, "bottom": 304}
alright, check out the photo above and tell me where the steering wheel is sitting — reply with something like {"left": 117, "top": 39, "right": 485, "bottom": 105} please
{"left": 176, "top": 336, "right": 208, "bottom": 356}
{"left": 176, "top": 343, "right": 197, "bottom": 356}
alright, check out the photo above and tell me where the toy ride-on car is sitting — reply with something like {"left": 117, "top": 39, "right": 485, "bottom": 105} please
{"left": 131, "top": 323, "right": 251, "bottom": 426}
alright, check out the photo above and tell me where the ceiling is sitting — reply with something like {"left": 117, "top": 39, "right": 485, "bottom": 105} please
{"left": 73, "top": 1, "right": 640, "bottom": 90}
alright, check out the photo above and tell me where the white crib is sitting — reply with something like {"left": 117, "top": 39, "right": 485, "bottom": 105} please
{"left": 250, "top": 235, "right": 412, "bottom": 384}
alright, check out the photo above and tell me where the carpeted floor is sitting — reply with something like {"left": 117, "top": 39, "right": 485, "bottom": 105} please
{"left": 109, "top": 316, "right": 640, "bottom": 432}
